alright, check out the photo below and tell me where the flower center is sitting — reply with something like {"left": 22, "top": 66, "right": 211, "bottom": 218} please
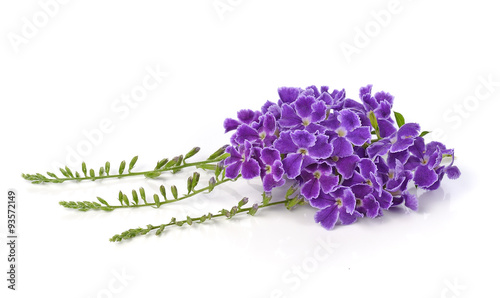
{"left": 298, "top": 148, "right": 308, "bottom": 155}
{"left": 259, "top": 132, "right": 267, "bottom": 140}
{"left": 302, "top": 118, "right": 310, "bottom": 126}
{"left": 366, "top": 179, "right": 372, "bottom": 186}
{"left": 390, "top": 136, "right": 397, "bottom": 144}
{"left": 336, "top": 127, "right": 347, "bottom": 137}
{"left": 388, "top": 171, "right": 394, "bottom": 179}
{"left": 422, "top": 157, "right": 428, "bottom": 165}
{"left": 356, "top": 198, "right": 363, "bottom": 207}
{"left": 265, "top": 165, "right": 272, "bottom": 174}
{"left": 335, "top": 198, "right": 343, "bottom": 206}
{"left": 331, "top": 156, "right": 339, "bottom": 162}
{"left": 313, "top": 171, "right": 321, "bottom": 179}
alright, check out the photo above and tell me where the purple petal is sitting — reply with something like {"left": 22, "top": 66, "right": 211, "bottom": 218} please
{"left": 224, "top": 146, "right": 242, "bottom": 165}
{"left": 351, "top": 183, "right": 372, "bottom": 198}
{"left": 405, "top": 156, "right": 422, "bottom": 171}
{"left": 223, "top": 118, "right": 240, "bottom": 133}
{"left": 409, "top": 137, "right": 425, "bottom": 159}
{"left": 374, "top": 90, "right": 394, "bottom": 106}
{"left": 235, "top": 124, "right": 260, "bottom": 144}
{"left": 271, "top": 160, "right": 284, "bottom": 180}
{"left": 339, "top": 208, "right": 362, "bottom": 225}
{"left": 358, "top": 158, "right": 376, "bottom": 179}
{"left": 362, "top": 195, "right": 380, "bottom": 218}
{"left": 414, "top": 166, "right": 439, "bottom": 188}
{"left": 309, "top": 191, "right": 335, "bottom": 209}
{"left": 317, "top": 92, "right": 333, "bottom": 106}
{"left": 338, "top": 109, "right": 361, "bottom": 131}
{"left": 274, "top": 131, "right": 298, "bottom": 154}
{"left": 390, "top": 138, "right": 414, "bottom": 153}
{"left": 262, "top": 113, "right": 276, "bottom": 134}
{"left": 291, "top": 130, "right": 316, "bottom": 149}
{"left": 225, "top": 161, "right": 242, "bottom": 179}
{"left": 374, "top": 100, "right": 392, "bottom": 119}
{"left": 397, "top": 123, "right": 421, "bottom": 139}
{"left": 319, "top": 175, "right": 339, "bottom": 193}
{"left": 332, "top": 137, "right": 353, "bottom": 158}
{"left": 335, "top": 155, "right": 360, "bottom": 179}
{"left": 446, "top": 166, "right": 461, "bottom": 179}
{"left": 308, "top": 134, "right": 333, "bottom": 158}
{"left": 301, "top": 179, "right": 321, "bottom": 200}
{"left": 294, "top": 95, "right": 315, "bottom": 118}
{"left": 359, "top": 84, "right": 373, "bottom": 99}
{"left": 346, "top": 126, "right": 371, "bottom": 146}
{"left": 279, "top": 104, "right": 302, "bottom": 128}
{"left": 237, "top": 109, "right": 258, "bottom": 124}
{"left": 260, "top": 148, "right": 280, "bottom": 165}
{"left": 310, "top": 101, "right": 327, "bottom": 123}
{"left": 378, "top": 119, "right": 397, "bottom": 138}
{"left": 282, "top": 153, "right": 303, "bottom": 178}
{"left": 278, "top": 87, "right": 300, "bottom": 104}
{"left": 340, "top": 187, "right": 356, "bottom": 214}
{"left": 366, "top": 139, "right": 392, "bottom": 158}
{"left": 376, "top": 190, "right": 393, "bottom": 209}
{"left": 314, "top": 205, "right": 339, "bottom": 230}
{"left": 241, "top": 159, "right": 260, "bottom": 179}
{"left": 403, "top": 192, "right": 418, "bottom": 211}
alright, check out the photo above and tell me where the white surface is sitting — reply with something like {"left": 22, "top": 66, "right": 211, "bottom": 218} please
{"left": 0, "top": 1, "right": 498, "bottom": 297}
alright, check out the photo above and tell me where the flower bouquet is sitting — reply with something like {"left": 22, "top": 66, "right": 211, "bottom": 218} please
{"left": 23, "top": 84, "right": 460, "bottom": 241}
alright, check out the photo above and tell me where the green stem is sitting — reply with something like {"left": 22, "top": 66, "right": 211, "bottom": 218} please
{"left": 109, "top": 199, "right": 289, "bottom": 242}
{"left": 23, "top": 155, "right": 226, "bottom": 184}
{"left": 59, "top": 176, "right": 238, "bottom": 211}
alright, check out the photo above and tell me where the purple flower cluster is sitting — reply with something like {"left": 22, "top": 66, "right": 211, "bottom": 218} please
{"left": 223, "top": 85, "right": 461, "bottom": 230}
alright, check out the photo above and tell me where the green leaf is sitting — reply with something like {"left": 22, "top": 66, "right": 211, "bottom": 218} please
{"left": 132, "top": 190, "right": 139, "bottom": 205}
{"left": 97, "top": 197, "right": 110, "bottom": 206}
{"left": 144, "top": 171, "right": 161, "bottom": 178}
{"left": 208, "top": 177, "right": 216, "bottom": 192}
{"left": 160, "top": 185, "right": 167, "bottom": 201}
{"left": 153, "top": 194, "right": 161, "bottom": 208}
{"left": 122, "top": 194, "right": 130, "bottom": 206}
{"left": 238, "top": 197, "right": 249, "bottom": 208}
{"left": 47, "top": 172, "right": 58, "bottom": 179}
{"left": 82, "top": 162, "right": 87, "bottom": 177}
{"left": 155, "top": 158, "right": 168, "bottom": 170}
{"left": 248, "top": 203, "right": 259, "bottom": 216}
{"left": 185, "top": 147, "right": 201, "bottom": 160}
{"left": 65, "top": 166, "right": 74, "bottom": 178}
{"left": 208, "top": 146, "right": 227, "bottom": 160}
{"left": 262, "top": 192, "right": 272, "bottom": 206}
{"left": 171, "top": 185, "right": 178, "bottom": 200}
{"left": 60, "top": 168, "right": 70, "bottom": 178}
{"left": 128, "top": 156, "right": 138, "bottom": 173}
{"left": 118, "top": 191, "right": 124, "bottom": 206}
{"left": 119, "top": 161, "right": 126, "bottom": 175}
{"left": 187, "top": 176, "right": 193, "bottom": 194}
{"left": 368, "top": 111, "right": 378, "bottom": 131}
{"left": 419, "top": 131, "right": 431, "bottom": 137}
{"left": 105, "top": 161, "right": 110, "bottom": 175}
{"left": 191, "top": 172, "right": 200, "bottom": 190}
{"left": 139, "top": 187, "right": 147, "bottom": 204}
{"left": 394, "top": 111, "right": 405, "bottom": 128}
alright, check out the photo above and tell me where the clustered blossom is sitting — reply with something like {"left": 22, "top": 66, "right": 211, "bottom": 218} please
{"left": 223, "top": 85, "right": 461, "bottom": 230}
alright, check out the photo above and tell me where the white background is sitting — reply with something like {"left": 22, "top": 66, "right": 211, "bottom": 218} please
{"left": 1, "top": 1, "right": 499, "bottom": 297}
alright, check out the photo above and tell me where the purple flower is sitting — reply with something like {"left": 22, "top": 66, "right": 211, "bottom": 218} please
{"left": 323, "top": 155, "right": 361, "bottom": 180}
{"left": 274, "top": 130, "right": 333, "bottom": 179}
{"left": 366, "top": 123, "right": 421, "bottom": 158}
{"left": 323, "top": 109, "right": 371, "bottom": 157}
{"left": 223, "top": 109, "right": 262, "bottom": 133}
{"left": 233, "top": 113, "right": 277, "bottom": 147}
{"left": 351, "top": 184, "right": 380, "bottom": 218}
{"left": 224, "top": 140, "right": 260, "bottom": 179}
{"left": 299, "top": 163, "right": 339, "bottom": 200}
{"left": 255, "top": 148, "right": 285, "bottom": 192}
{"left": 279, "top": 94, "right": 328, "bottom": 133}
{"left": 310, "top": 187, "right": 362, "bottom": 230}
